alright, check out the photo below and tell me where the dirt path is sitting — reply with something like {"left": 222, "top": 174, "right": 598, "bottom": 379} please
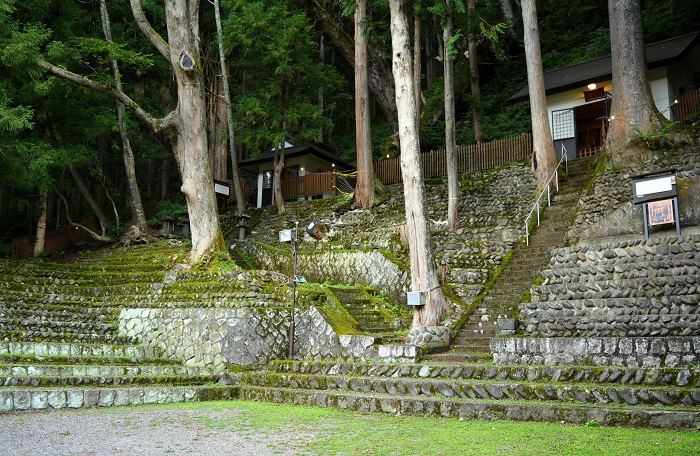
{"left": 0, "top": 405, "right": 312, "bottom": 456}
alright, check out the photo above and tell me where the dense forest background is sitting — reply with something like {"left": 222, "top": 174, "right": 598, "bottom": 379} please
{"left": 0, "top": 0, "right": 698, "bottom": 257}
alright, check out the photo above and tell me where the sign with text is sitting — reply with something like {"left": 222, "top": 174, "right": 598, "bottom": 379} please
{"left": 631, "top": 173, "right": 677, "bottom": 204}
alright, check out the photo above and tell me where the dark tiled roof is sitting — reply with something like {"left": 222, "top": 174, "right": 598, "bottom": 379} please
{"left": 238, "top": 137, "right": 354, "bottom": 171}
{"left": 511, "top": 32, "right": 700, "bottom": 101}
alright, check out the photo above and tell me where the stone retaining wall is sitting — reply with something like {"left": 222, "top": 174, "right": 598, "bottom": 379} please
{"left": 242, "top": 245, "right": 410, "bottom": 306}
{"left": 119, "top": 305, "right": 413, "bottom": 370}
{"left": 491, "top": 336, "right": 700, "bottom": 368}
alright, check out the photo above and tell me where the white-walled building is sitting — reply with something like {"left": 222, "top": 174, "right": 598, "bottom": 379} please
{"left": 511, "top": 32, "right": 700, "bottom": 160}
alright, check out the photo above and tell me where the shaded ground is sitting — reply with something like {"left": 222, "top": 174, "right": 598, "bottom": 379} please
{"left": 0, "top": 405, "right": 309, "bottom": 456}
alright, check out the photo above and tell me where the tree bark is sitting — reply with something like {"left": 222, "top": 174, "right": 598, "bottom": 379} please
{"left": 413, "top": 12, "right": 422, "bottom": 137}
{"left": 467, "top": 0, "right": 483, "bottom": 144}
{"left": 521, "top": 0, "right": 557, "bottom": 188}
{"left": 390, "top": 0, "right": 448, "bottom": 328}
{"left": 302, "top": 0, "right": 398, "bottom": 127}
{"left": 354, "top": 0, "right": 374, "bottom": 209}
{"left": 69, "top": 166, "right": 112, "bottom": 241}
{"left": 606, "top": 0, "right": 660, "bottom": 169}
{"left": 214, "top": 0, "right": 245, "bottom": 216}
{"left": 33, "top": 189, "right": 48, "bottom": 257}
{"left": 443, "top": 0, "right": 460, "bottom": 230}
{"left": 99, "top": 0, "right": 148, "bottom": 235}
{"left": 273, "top": 146, "right": 286, "bottom": 214}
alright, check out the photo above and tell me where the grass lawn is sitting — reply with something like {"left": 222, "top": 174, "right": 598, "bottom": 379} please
{"left": 154, "top": 400, "right": 700, "bottom": 456}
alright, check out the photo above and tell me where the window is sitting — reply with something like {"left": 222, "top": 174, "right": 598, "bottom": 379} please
{"left": 551, "top": 109, "right": 575, "bottom": 140}
{"left": 288, "top": 165, "right": 300, "bottom": 178}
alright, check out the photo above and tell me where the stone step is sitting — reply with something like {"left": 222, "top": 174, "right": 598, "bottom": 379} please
{"left": 0, "top": 329, "right": 137, "bottom": 345}
{"left": 1, "top": 371, "right": 217, "bottom": 388}
{"left": 531, "top": 275, "right": 698, "bottom": 301}
{"left": 0, "top": 341, "right": 164, "bottom": 360}
{"left": 0, "top": 363, "right": 210, "bottom": 378}
{"left": 0, "top": 384, "right": 238, "bottom": 413}
{"left": 241, "top": 370, "right": 700, "bottom": 409}
{"left": 236, "top": 385, "right": 700, "bottom": 429}
{"left": 452, "top": 328, "right": 498, "bottom": 338}
{"left": 522, "top": 313, "right": 700, "bottom": 338}
{"left": 0, "top": 291, "right": 281, "bottom": 308}
{"left": 0, "top": 316, "right": 119, "bottom": 334}
{"left": 269, "top": 360, "right": 700, "bottom": 388}
{"left": 424, "top": 352, "right": 492, "bottom": 363}
{"left": 0, "top": 303, "right": 117, "bottom": 322}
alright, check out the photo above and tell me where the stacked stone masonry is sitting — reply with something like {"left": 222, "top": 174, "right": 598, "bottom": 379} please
{"left": 521, "top": 235, "right": 700, "bottom": 338}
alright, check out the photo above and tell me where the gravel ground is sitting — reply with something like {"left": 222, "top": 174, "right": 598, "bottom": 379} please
{"left": 0, "top": 405, "right": 313, "bottom": 456}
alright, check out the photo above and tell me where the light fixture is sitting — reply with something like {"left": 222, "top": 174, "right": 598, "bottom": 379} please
{"left": 331, "top": 163, "right": 335, "bottom": 168}
{"left": 587, "top": 83, "right": 597, "bottom": 90}
{"left": 610, "top": 115, "right": 615, "bottom": 121}
{"left": 386, "top": 154, "right": 390, "bottom": 158}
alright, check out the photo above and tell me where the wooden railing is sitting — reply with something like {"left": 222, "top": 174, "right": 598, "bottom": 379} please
{"left": 12, "top": 216, "right": 99, "bottom": 260}
{"left": 281, "top": 171, "right": 337, "bottom": 201}
{"left": 672, "top": 89, "right": 700, "bottom": 124}
{"left": 374, "top": 133, "right": 533, "bottom": 185}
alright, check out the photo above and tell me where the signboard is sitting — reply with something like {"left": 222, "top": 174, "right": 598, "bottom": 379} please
{"left": 214, "top": 181, "right": 230, "bottom": 197}
{"left": 631, "top": 173, "right": 677, "bottom": 204}
{"left": 647, "top": 199, "right": 675, "bottom": 226}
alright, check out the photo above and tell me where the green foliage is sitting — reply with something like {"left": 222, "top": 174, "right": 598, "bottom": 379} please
{"left": 225, "top": 0, "right": 347, "bottom": 154}
{"left": 148, "top": 201, "right": 187, "bottom": 226}
{"left": 629, "top": 120, "right": 677, "bottom": 150}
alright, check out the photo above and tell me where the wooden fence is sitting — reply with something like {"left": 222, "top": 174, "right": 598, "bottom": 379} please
{"left": 672, "top": 89, "right": 700, "bottom": 124}
{"left": 281, "top": 171, "right": 337, "bottom": 200}
{"left": 374, "top": 133, "right": 533, "bottom": 185}
{"left": 12, "top": 216, "right": 99, "bottom": 260}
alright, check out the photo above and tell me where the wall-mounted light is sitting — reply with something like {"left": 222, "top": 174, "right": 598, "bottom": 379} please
{"left": 331, "top": 163, "right": 335, "bottom": 168}
{"left": 610, "top": 115, "right": 615, "bottom": 121}
{"left": 587, "top": 83, "right": 597, "bottom": 90}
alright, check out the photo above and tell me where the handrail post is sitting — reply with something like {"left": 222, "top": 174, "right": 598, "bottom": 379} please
{"left": 555, "top": 169, "right": 559, "bottom": 192}
{"left": 526, "top": 223, "right": 529, "bottom": 246}
{"left": 537, "top": 202, "right": 540, "bottom": 226}
{"left": 547, "top": 183, "right": 551, "bottom": 207}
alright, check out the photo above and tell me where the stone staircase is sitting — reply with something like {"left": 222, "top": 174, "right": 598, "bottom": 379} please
{"left": 428, "top": 158, "right": 596, "bottom": 363}
{"left": 0, "top": 243, "right": 245, "bottom": 413}
{"left": 325, "top": 285, "right": 395, "bottom": 335}
{"left": 236, "top": 358, "right": 700, "bottom": 429}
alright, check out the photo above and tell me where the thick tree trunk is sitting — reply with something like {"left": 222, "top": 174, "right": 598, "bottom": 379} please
{"left": 302, "top": 0, "right": 398, "bottom": 127}
{"left": 606, "top": 0, "right": 659, "bottom": 169}
{"left": 467, "top": 0, "right": 483, "bottom": 143}
{"left": 354, "top": 0, "right": 374, "bottom": 209}
{"left": 390, "top": 0, "right": 448, "bottom": 328}
{"left": 163, "top": 0, "right": 226, "bottom": 261}
{"left": 521, "top": 0, "right": 557, "bottom": 188}
{"left": 214, "top": 0, "right": 245, "bottom": 216}
{"left": 33, "top": 189, "right": 48, "bottom": 257}
{"left": 273, "top": 146, "right": 286, "bottom": 214}
{"left": 443, "top": 0, "right": 460, "bottom": 230}
{"left": 413, "top": 13, "right": 422, "bottom": 137}
{"left": 99, "top": 0, "right": 148, "bottom": 235}
{"left": 318, "top": 35, "right": 325, "bottom": 143}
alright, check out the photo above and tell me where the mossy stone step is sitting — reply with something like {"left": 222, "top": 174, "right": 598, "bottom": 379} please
{"left": 0, "top": 384, "right": 238, "bottom": 413}
{"left": 269, "top": 361, "right": 700, "bottom": 388}
{"left": 1, "top": 373, "right": 218, "bottom": 388}
{"left": 0, "top": 329, "right": 136, "bottom": 345}
{"left": 0, "top": 364, "right": 209, "bottom": 378}
{"left": 240, "top": 371, "right": 700, "bottom": 409}
{"left": 426, "top": 352, "right": 492, "bottom": 363}
{"left": 0, "top": 341, "right": 163, "bottom": 359}
{"left": 235, "top": 385, "right": 700, "bottom": 430}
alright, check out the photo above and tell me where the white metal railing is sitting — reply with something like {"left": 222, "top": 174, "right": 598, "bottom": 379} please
{"left": 524, "top": 145, "right": 568, "bottom": 246}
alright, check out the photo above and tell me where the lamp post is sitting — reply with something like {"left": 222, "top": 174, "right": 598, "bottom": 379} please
{"left": 279, "top": 222, "right": 300, "bottom": 359}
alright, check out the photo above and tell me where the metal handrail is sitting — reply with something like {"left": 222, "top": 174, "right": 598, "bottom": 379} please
{"left": 524, "top": 145, "right": 568, "bottom": 246}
